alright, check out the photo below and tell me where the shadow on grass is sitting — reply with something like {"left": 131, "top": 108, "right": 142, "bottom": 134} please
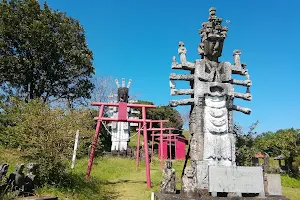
{"left": 40, "top": 172, "right": 121, "bottom": 200}
{"left": 103, "top": 179, "right": 147, "bottom": 185}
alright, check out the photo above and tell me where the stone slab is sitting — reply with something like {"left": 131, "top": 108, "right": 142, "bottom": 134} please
{"left": 209, "top": 166, "right": 264, "bottom": 195}
{"left": 266, "top": 174, "right": 282, "bottom": 196}
{"left": 154, "top": 192, "right": 289, "bottom": 200}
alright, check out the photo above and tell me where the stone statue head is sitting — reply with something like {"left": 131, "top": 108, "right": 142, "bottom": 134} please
{"left": 184, "top": 166, "right": 195, "bottom": 178}
{"left": 16, "top": 164, "right": 25, "bottom": 174}
{"left": 166, "top": 160, "right": 172, "bottom": 169}
{"left": 198, "top": 8, "right": 228, "bottom": 62}
{"left": 27, "top": 163, "right": 38, "bottom": 175}
{"left": 117, "top": 87, "right": 129, "bottom": 103}
{"left": 0, "top": 163, "right": 9, "bottom": 177}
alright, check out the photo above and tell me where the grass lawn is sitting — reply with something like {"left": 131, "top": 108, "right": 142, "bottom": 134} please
{"left": 1, "top": 146, "right": 300, "bottom": 200}
{"left": 37, "top": 157, "right": 185, "bottom": 200}
{"left": 37, "top": 157, "right": 300, "bottom": 200}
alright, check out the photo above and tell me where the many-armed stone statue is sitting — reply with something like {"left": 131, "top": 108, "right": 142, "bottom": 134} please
{"left": 169, "top": 7, "right": 252, "bottom": 196}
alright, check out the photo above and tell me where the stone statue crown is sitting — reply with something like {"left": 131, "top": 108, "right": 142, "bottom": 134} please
{"left": 199, "top": 7, "right": 228, "bottom": 42}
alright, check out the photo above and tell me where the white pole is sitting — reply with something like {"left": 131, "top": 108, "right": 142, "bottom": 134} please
{"left": 151, "top": 192, "right": 155, "bottom": 200}
{"left": 71, "top": 130, "right": 80, "bottom": 169}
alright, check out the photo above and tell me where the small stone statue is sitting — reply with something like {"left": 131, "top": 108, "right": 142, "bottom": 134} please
{"left": 24, "top": 163, "right": 39, "bottom": 194}
{"left": 0, "top": 164, "right": 9, "bottom": 180}
{"left": 263, "top": 153, "right": 270, "bottom": 173}
{"left": 160, "top": 160, "right": 176, "bottom": 194}
{"left": 181, "top": 166, "right": 196, "bottom": 197}
{"left": 178, "top": 41, "right": 187, "bottom": 64}
{"left": 7, "top": 164, "right": 25, "bottom": 193}
{"left": 0, "top": 164, "right": 9, "bottom": 194}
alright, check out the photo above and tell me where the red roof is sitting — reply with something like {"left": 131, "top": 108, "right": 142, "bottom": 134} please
{"left": 255, "top": 152, "right": 264, "bottom": 158}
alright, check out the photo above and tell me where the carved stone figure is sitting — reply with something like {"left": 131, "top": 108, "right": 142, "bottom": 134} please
{"left": 160, "top": 161, "right": 176, "bottom": 194}
{"left": 181, "top": 165, "right": 197, "bottom": 198}
{"left": 169, "top": 7, "right": 252, "bottom": 194}
{"left": 263, "top": 153, "right": 270, "bottom": 173}
{"left": 24, "top": 163, "right": 39, "bottom": 194}
{"left": 7, "top": 164, "right": 25, "bottom": 193}
{"left": 0, "top": 164, "right": 9, "bottom": 194}
{"left": 0, "top": 164, "right": 9, "bottom": 180}
{"left": 178, "top": 41, "right": 187, "bottom": 64}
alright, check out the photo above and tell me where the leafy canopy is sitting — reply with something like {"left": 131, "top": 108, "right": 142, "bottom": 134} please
{"left": 0, "top": 0, "right": 94, "bottom": 103}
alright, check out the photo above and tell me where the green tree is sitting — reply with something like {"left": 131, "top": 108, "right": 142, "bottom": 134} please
{"left": 0, "top": 0, "right": 94, "bottom": 106}
{"left": 256, "top": 128, "right": 300, "bottom": 172}
{"left": 234, "top": 121, "right": 259, "bottom": 166}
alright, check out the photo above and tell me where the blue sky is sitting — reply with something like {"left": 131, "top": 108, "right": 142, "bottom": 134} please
{"left": 40, "top": 0, "right": 300, "bottom": 133}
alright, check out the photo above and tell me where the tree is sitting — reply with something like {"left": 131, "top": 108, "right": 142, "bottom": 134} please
{"left": 234, "top": 121, "right": 259, "bottom": 166}
{"left": 256, "top": 128, "right": 300, "bottom": 172}
{"left": 0, "top": 0, "right": 94, "bottom": 105}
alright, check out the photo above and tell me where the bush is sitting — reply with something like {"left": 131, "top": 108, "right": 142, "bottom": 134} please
{"left": 0, "top": 99, "right": 97, "bottom": 185}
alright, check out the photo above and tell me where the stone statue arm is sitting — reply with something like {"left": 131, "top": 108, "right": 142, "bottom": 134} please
{"left": 169, "top": 73, "right": 194, "bottom": 81}
{"left": 231, "top": 105, "right": 251, "bottom": 115}
{"left": 234, "top": 92, "right": 252, "bottom": 101}
{"left": 171, "top": 89, "right": 194, "bottom": 96}
{"left": 172, "top": 57, "right": 195, "bottom": 70}
{"left": 169, "top": 99, "right": 194, "bottom": 107}
{"left": 231, "top": 79, "right": 251, "bottom": 87}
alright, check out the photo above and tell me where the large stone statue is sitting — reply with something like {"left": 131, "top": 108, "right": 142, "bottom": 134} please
{"left": 160, "top": 161, "right": 176, "bottom": 194}
{"left": 109, "top": 78, "right": 133, "bottom": 151}
{"left": 169, "top": 7, "right": 252, "bottom": 195}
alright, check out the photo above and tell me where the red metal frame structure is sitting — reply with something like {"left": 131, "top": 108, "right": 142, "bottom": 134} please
{"left": 135, "top": 120, "right": 170, "bottom": 170}
{"left": 86, "top": 102, "right": 156, "bottom": 189}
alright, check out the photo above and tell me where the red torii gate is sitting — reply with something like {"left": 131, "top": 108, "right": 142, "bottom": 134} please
{"left": 135, "top": 120, "right": 176, "bottom": 170}
{"left": 86, "top": 102, "right": 156, "bottom": 188}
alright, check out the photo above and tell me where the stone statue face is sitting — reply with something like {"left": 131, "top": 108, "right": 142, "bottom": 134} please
{"left": 166, "top": 161, "right": 172, "bottom": 169}
{"left": 117, "top": 87, "right": 129, "bottom": 103}
{"left": 16, "top": 164, "right": 25, "bottom": 173}
{"left": 27, "top": 163, "right": 38, "bottom": 173}
{"left": 203, "top": 37, "right": 224, "bottom": 61}
{"left": 184, "top": 166, "right": 194, "bottom": 178}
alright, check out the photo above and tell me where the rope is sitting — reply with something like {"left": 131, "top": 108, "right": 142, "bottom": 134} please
{"left": 101, "top": 121, "right": 146, "bottom": 140}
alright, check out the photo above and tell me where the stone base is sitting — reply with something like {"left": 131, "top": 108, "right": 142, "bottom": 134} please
{"left": 154, "top": 192, "right": 290, "bottom": 200}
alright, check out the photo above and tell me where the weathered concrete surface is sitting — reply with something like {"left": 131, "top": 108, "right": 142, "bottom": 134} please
{"left": 266, "top": 174, "right": 282, "bottom": 196}
{"left": 154, "top": 192, "right": 289, "bottom": 200}
{"left": 209, "top": 166, "right": 264, "bottom": 196}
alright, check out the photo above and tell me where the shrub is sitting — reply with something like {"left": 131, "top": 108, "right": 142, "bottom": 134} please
{"left": 0, "top": 99, "right": 97, "bottom": 185}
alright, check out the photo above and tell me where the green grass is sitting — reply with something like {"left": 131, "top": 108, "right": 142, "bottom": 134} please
{"left": 1, "top": 147, "right": 300, "bottom": 200}
{"left": 36, "top": 157, "right": 300, "bottom": 200}
{"left": 0, "top": 146, "right": 25, "bottom": 175}
{"left": 281, "top": 175, "right": 300, "bottom": 188}
{"left": 36, "top": 157, "right": 184, "bottom": 200}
